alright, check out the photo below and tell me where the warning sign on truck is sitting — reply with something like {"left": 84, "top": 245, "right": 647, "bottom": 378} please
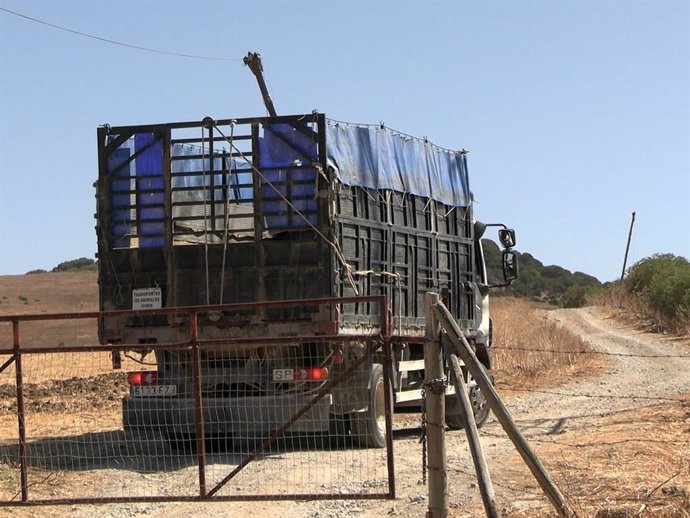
{"left": 132, "top": 288, "right": 162, "bottom": 310}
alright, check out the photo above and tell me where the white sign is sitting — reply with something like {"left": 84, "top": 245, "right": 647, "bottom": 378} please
{"left": 132, "top": 287, "right": 162, "bottom": 310}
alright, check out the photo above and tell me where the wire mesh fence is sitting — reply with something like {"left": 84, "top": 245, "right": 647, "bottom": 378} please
{"left": 0, "top": 303, "right": 394, "bottom": 506}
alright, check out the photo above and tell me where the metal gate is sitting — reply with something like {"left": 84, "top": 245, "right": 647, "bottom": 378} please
{"left": 0, "top": 296, "right": 395, "bottom": 506}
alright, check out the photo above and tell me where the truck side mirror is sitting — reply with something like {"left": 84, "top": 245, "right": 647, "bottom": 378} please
{"left": 502, "top": 250, "right": 519, "bottom": 282}
{"left": 498, "top": 229, "right": 516, "bottom": 249}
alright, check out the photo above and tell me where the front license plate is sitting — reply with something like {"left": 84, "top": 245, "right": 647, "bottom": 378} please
{"left": 130, "top": 385, "right": 177, "bottom": 397}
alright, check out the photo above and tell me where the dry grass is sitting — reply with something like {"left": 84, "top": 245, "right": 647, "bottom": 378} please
{"left": 591, "top": 283, "right": 690, "bottom": 337}
{"left": 0, "top": 272, "right": 140, "bottom": 382}
{"left": 0, "top": 272, "right": 99, "bottom": 349}
{"left": 496, "top": 395, "right": 690, "bottom": 518}
{"left": 485, "top": 296, "right": 690, "bottom": 518}
{"left": 490, "top": 297, "right": 609, "bottom": 391}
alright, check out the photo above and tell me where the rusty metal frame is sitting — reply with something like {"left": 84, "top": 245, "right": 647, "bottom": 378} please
{"left": 0, "top": 295, "right": 395, "bottom": 506}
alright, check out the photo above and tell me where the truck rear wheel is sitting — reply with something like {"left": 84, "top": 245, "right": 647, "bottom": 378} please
{"left": 352, "top": 364, "right": 388, "bottom": 448}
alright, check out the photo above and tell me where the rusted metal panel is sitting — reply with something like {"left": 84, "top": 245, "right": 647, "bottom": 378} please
{"left": 0, "top": 299, "right": 394, "bottom": 506}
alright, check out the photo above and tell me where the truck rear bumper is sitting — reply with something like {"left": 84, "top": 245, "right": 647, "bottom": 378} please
{"left": 123, "top": 393, "right": 333, "bottom": 436}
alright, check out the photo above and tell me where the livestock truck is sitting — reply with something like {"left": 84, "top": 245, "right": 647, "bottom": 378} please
{"left": 95, "top": 113, "right": 518, "bottom": 448}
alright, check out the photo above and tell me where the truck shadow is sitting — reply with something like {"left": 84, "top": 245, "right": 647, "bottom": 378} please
{"left": 0, "top": 429, "right": 371, "bottom": 474}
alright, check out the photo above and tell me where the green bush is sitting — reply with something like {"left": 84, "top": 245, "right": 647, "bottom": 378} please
{"left": 562, "top": 286, "right": 588, "bottom": 308}
{"left": 625, "top": 254, "right": 690, "bottom": 320}
{"left": 51, "top": 258, "right": 97, "bottom": 272}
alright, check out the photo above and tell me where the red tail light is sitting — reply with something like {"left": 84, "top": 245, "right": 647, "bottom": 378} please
{"left": 291, "top": 367, "right": 330, "bottom": 381}
{"left": 128, "top": 371, "right": 159, "bottom": 386}
{"left": 306, "top": 367, "right": 329, "bottom": 381}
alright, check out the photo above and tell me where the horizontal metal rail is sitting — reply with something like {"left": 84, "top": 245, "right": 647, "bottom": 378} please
{"left": 0, "top": 295, "right": 394, "bottom": 506}
{"left": 0, "top": 294, "right": 387, "bottom": 324}
{"left": 0, "top": 295, "right": 390, "bottom": 354}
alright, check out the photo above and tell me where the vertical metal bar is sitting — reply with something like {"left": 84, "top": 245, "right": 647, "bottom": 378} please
{"left": 317, "top": 113, "right": 336, "bottom": 304}
{"left": 189, "top": 311, "right": 207, "bottom": 497}
{"left": 208, "top": 125, "right": 216, "bottom": 231}
{"left": 252, "top": 123, "right": 267, "bottom": 313}
{"left": 163, "top": 127, "right": 176, "bottom": 308}
{"left": 96, "top": 125, "right": 112, "bottom": 342}
{"left": 13, "top": 320, "right": 28, "bottom": 502}
{"left": 381, "top": 337, "right": 396, "bottom": 499}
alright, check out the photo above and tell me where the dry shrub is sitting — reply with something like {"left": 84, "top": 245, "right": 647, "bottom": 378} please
{"left": 490, "top": 297, "right": 608, "bottom": 391}
{"left": 591, "top": 283, "right": 690, "bottom": 336}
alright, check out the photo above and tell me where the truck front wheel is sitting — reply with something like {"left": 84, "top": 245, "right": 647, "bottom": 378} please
{"left": 352, "top": 364, "right": 388, "bottom": 448}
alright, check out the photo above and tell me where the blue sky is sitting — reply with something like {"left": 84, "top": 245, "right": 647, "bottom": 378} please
{"left": 0, "top": 0, "right": 688, "bottom": 282}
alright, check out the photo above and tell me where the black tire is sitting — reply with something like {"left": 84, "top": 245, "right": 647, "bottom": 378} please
{"left": 445, "top": 396, "right": 466, "bottom": 430}
{"left": 327, "top": 413, "right": 352, "bottom": 448}
{"left": 351, "top": 364, "right": 388, "bottom": 448}
{"left": 445, "top": 367, "right": 493, "bottom": 430}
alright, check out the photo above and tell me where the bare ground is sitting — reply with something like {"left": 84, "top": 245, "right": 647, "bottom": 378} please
{"left": 1, "top": 305, "right": 688, "bottom": 518}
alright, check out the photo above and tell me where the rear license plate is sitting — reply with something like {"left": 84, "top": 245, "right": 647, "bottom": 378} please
{"left": 273, "top": 368, "right": 313, "bottom": 381}
{"left": 130, "top": 385, "right": 177, "bottom": 397}
{"left": 273, "top": 368, "right": 295, "bottom": 381}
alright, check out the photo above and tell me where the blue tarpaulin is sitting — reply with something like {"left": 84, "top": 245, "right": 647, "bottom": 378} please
{"left": 325, "top": 120, "right": 471, "bottom": 207}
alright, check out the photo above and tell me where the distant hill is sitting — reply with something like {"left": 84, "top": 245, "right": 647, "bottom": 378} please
{"left": 483, "top": 240, "right": 601, "bottom": 307}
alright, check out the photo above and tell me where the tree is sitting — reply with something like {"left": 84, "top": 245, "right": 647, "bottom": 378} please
{"left": 51, "top": 258, "right": 97, "bottom": 272}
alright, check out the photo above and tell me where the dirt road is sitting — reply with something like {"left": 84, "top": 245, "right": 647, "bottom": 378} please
{"left": 3, "top": 307, "right": 689, "bottom": 517}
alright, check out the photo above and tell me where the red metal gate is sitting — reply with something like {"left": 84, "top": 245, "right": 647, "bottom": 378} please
{"left": 0, "top": 296, "right": 395, "bottom": 506}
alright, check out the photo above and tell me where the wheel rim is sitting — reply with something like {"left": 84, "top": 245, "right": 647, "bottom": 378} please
{"left": 374, "top": 379, "right": 386, "bottom": 433}
{"left": 468, "top": 379, "right": 487, "bottom": 415}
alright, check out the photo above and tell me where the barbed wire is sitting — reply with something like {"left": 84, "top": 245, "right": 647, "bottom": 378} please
{"left": 499, "top": 386, "right": 689, "bottom": 403}
{"left": 492, "top": 345, "right": 690, "bottom": 359}
{"left": 479, "top": 430, "right": 690, "bottom": 448}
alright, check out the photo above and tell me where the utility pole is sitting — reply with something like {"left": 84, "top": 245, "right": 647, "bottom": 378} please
{"left": 620, "top": 211, "right": 636, "bottom": 281}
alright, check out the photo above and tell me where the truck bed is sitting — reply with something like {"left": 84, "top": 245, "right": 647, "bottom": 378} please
{"left": 96, "top": 113, "right": 478, "bottom": 345}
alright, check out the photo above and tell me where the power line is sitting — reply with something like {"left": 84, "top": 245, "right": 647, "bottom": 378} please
{"left": 0, "top": 6, "right": 241, "bottom": 62}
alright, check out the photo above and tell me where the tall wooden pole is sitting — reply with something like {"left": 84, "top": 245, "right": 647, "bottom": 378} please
{"left": 442, "top": 336, "right": 498, "bottom": 518}
{"left": 424, "top": 292, "right": 447, "bottom": 518}
{"left": 621, "top": 211, "right": 636, "bottom": 281}
{"left": 433, "top": 302, "right": 577, "bottom": 518}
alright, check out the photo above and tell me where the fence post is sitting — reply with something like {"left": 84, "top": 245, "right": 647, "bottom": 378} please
{"left": 433, "top": 302, "right": 577, "bottom": 518}
{"left": 424, "top": 292, "right": 447, "bottom": 518}
{"left": 13, "top": 320, "right": 28, "bottom": 503}
{"left": 190, "top": 311, "right": 207, "bottom": 497}
{"left": 442, "top": 335, "right": 497, "bottom": 518}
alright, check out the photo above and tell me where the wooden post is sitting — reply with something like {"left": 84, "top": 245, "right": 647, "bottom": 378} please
{"left": 424, "top": 292, "right": 447, "bottom": 518}
{"left": 442, "top": 336, "right": 498, "bottom": 518}
{"left": 433, "top": 302, "right": 577, "bottom": 518}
